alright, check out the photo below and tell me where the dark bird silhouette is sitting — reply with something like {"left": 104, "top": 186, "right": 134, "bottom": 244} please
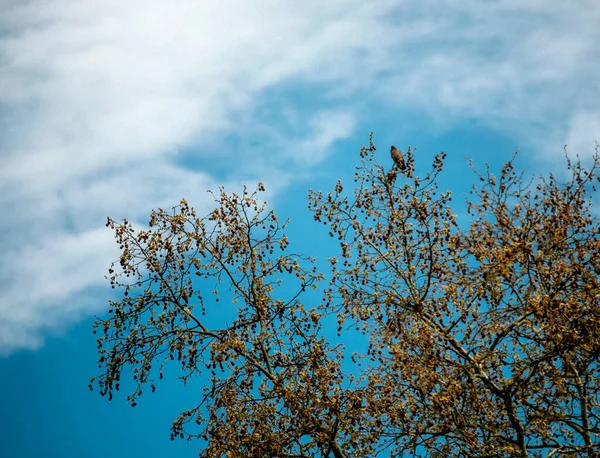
{"left": 390, "top": 146, "right": 406, "bottom": 170}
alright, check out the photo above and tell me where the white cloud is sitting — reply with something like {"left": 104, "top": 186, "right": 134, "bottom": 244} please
{"left": 375, "top": 2, "right": 600, "bottom": 144}
{"left": 0, "top": 0, "right": 599, "bottom": 353}
{"left": 563, "top": 112, "right": 600, "bottom": 159}
{"left": 0, "top": 227, "right": 115, "bottom": 354}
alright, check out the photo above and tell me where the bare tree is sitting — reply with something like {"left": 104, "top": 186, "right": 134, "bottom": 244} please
{"left": 91, "top": 135, "right": 600, "bottom": 457}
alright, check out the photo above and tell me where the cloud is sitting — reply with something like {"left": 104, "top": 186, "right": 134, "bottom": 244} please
{"left": 374, "top": 2, "right": 600, "bottom": 150}
{"left": 0, "top": 227, "right": 114, "bottom": 354}
{"left": 1, "top": 0, "right": 599, "bottom": 353}
{"left": 563, "top": 112, "right": 600, "bottom": 160}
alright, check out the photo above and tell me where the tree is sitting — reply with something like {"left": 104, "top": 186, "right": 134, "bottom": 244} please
{"left": 91, "top": 135, "right": 600, "bottom": 457}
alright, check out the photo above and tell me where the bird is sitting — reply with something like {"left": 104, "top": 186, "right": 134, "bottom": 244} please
{"left": 390, "top": 145, "right": 406, "bottom": 170}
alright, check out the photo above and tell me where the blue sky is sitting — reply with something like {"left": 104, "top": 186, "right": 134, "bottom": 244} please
{"left": 1, "top": 1, "right": 599, "bottom": 456}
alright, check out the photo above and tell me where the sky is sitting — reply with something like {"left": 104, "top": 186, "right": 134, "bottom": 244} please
{"left": 0, "top": 0, "right": 599, "bottom": 457}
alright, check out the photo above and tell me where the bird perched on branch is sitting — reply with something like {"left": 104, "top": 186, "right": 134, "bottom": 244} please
{"left": 390, "top": 146, "right": 406, "bottom": 170}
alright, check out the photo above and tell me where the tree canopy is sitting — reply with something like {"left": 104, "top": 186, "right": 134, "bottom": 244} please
{"left": 91, "top": 136, "right": 600, "bottom": 457}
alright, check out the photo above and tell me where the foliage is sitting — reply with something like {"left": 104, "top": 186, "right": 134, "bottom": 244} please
{"left": 91, "top": 136, "right": 600, "bottom": 457}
